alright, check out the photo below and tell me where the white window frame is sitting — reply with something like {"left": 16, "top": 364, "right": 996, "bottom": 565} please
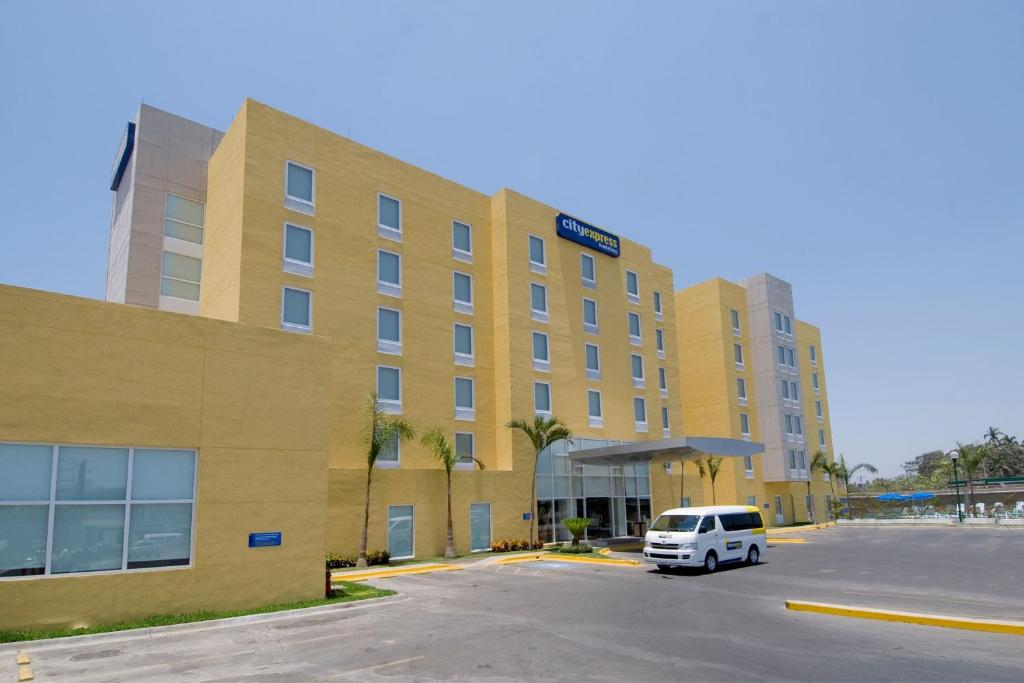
{"left": 376, "top": 365, "right": 402, "bottom": 414}
{"left": 630, "top": 353, "right": 645, "bottom": 389}
{"left": 284, "top": 160, "right": 315, "bottom": 215}
{"left": 376, "top": 306, "right": 402, "bottom": 355}
{"left": 469, "top": 501, "right": 492, "bottom": 552}
{"left": 587, "top": 389, "right": 604, "bottom": 428}
{"left": 453, "top": 323, "right": 474, "bottom": 367}
{"left": 730, "top": 309, "right": 741, "bottom": 336}
{"left": 580, "top": 253, "right": 596, "bottom": 289}
{"left": 661, "top": 406, "right": 671, "bottom": 437}
{"left": 377, "top": 249, "right": 402, "bottom": 298}
{"left": 0, "top": 443, "right": 198, "bottom": 580}
{"left": 819, "top": 428, "right": 827, "bottom": 448}
{"left": 585, "top": 343, "right": 601, "bottom": 380}
{"left": 455, "top": 432, "right": 476, "bottom": 470}
{"left": 282, "top": 222, "right": 314, "bottom": 277}
{"left": 452, "top": 220, "right": 473, "bottom": 263}
{"left": 625, "top": 270, "right": 640, "bottom": 304}
{"left": 655, "top": 328, "right": 665, "bottom": 359}
{"left": 164, "top": 192, "right": 205, "bottom": 246}
{"left": 816, "top": 400, "right": 824, "bottom": 421}
{"left": 582, "top": 297, "right": 599, "bottom": 335}
{"left": 628, "top": 311, "right": 642, "bottom": 346}
{"left": 659, "top": 367, "right": 668, "bottom": 397}
{"left": 653, "top": 291, "right": 663, "bottom": 321}
{"left": 532, "top": 331, "right": 550, "bottom": 372}
{"left": 534, "top": 381, "right": 552, "bottom": 417}
{"left": 160, "top": 250, "right": 202, "bottom": 305}
{"left": 387, "top": 504, "right": 415, "bottom": 560}
{"left": 633, "top": 396, "right": 648, "bottom": 433}
{"left": 737, "top": 377, "right": 748, "bottom": 405}
{"left": 734, "top": 343, "right": 745, "bottom": 369}
{"left": 280, "top": 286, "right": 312, "bottom": 333}
{"left": 528, "top": 234, "right": 547, "bottom": 274}
{"left": 377, "top": 192, "right": 402, "bottom": 241}
{"left": 740, "top": 412, "right": 751, "bottom": 439}
{"left": 744, "top": 454, "right": 754, "bottom": 479}
{"left": 453, "top": 271, "right": 474, "bottom": 315}
{"left": 530, "top": 282, "right": 548, "bottom": 323}
{"left": 375, "top": 436, "right": 401, "bottom": 469}
{"left": 812, "top": 372, "right": 820, "bottom": 393}
{"left": 809, "top": 345, "right": 818, "bottom": 365}
{"left": 454, "top": 376, "right": 476, "bottom": 421}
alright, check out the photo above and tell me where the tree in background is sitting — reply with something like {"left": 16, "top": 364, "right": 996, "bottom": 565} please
{"left": 835, "top": 454, "right": 878, "bottom": 519}
{"left": 807, "top": 451, "right": 830, "bottom": 522}
{"left": 421, "top": 428, "right": 485, "bottom": 559}
{"left": 955, "top": 441, "right": 987, "bottom": 516}
{"left": 358, "top": 395, "right": 415, "bottom": 567}
{"left": 506, "top": 415, "right": 572, "bottom": 545}
{"left": 696, "top": 456, "right": 724, "bottom": 505}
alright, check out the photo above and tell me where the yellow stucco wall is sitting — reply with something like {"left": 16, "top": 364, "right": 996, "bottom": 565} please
{"left": 0, "top": 285, "right": 330, "bottom": 631}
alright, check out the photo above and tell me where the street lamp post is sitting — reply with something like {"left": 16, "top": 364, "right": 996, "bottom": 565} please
{"left": 950, "top": 450, "right": 964, "bottom": 523}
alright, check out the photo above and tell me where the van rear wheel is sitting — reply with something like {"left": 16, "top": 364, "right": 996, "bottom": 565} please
{"left": 747, "top": 545, "right": 760, "bottom": 565}
{"left": 703, "top": 551, "right": 718, "bottom": 573}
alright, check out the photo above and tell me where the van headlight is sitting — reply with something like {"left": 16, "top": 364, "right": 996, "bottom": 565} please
{"left": 679, "top": 542, "right": 697, "bottom": 550}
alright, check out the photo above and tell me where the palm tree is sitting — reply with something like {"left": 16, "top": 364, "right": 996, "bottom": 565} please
{"left": 835, "top": 454, "right": 878, "bottom": 520}
{"left": 679, "top": 460, "right": 689, "bottom": 507}
{"left": 696, "top": 456, "right": 723, "bottom": 505}
{"left": 357, "top": 394, "right": 415, "bottom": 567}
{"left": 421, "top": 428, "right": 485, "bottom": 559}
{"left": 813, "top": 455, "right": 839, "bottom": 506}
{"left": 506, "top": 415, "right": 572, "bottom": 545}
{"left": 955, "top": 442, "right": 986, "bottom": 517}
{"left": 563, "top": 517, "right": 591, "bottom": 546}
{"left": 806, "top": 451, "right": 829, "bottom": 522}
{"left": 985, "top": 426, "right": 1004, "bottom": 444}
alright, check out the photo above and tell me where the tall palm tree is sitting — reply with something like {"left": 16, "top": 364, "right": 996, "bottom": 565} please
{"left": 835, "top": 454, "right": 878, "bottom": 520}
{"left": 806, "top": 451, "right": 829, "bottom": 522}
{"left": 985, "top": 426, "right": 1004, "bottom": 444}
{"left": 421, "top": 428, "right": 485, "bottom": 559}
{"left": 955, "top": 442, "right": 986, "bottom": 517}
{"left": 696, "top": 456, "right": 723, "bottom": 505}
{"left": 506, "top": 415, "right": 572, "bottom": 545}
{"left": 358, "top": 394, "right": 415, "bottom": 567}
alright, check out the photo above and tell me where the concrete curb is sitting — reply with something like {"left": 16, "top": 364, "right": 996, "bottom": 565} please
{"left": 785, "top": 600, "right": 1024, "bottom": 636}
{"left": 495, "top": 552, "right": 641, "bottom": 567}
{"left": 332, "top": 563, "right": 461, "bottom": 582}
{"left": 0, "top": 593, "right": 405, "bottom": 653}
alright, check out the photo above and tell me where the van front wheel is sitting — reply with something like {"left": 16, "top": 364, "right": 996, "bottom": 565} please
{"left": 747, "top": 545, "right": 760, "bottom": 565}
{"left": 703, "top": 551, "right": 718, "bottom": 573}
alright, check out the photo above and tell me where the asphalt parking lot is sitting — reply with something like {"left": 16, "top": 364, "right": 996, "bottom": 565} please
{"left": 4, "top": 526, "right": 1023, "bottom": 682}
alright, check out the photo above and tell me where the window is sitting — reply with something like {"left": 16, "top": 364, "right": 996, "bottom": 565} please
{"left": 283, "top": 223, "right": 313, "bottom": 277}
{"left": 630, "top": 354, "right": 645, "bottom": 388}
{"left": 740, "top": 412, "right": 750, "bottom": 436}
{"left": 387, "top": 505, "right": 414, "bottom": 559}
{"left": 747, "top": 495, "right": 757, "bottom": 506}
{"left": 377, "top": 250, "right": 402, "bottom": 297}
{"left": 730, "top": 309, "right": 741, "bottom": 334}
{"left": 777, "top": 345, "right": 787, "bottom": 366}
{"left": 452, "top": 220, "right": 472, "bottom": 261}
{"left": 790, "top": 381, "right": 799, "bottom": 402}
{"left": 470, "top": 502, "right": 491, "bottom": 552}
{"left": 377, "top": 193, "right": 401, "bottom": 239}
{"left": 530, "top": 283, "right": 548, "bottom": 322}
{"left": 653, "top": 291, "right": 663, "bottom": 320}
{"left": 454, "top": 271, "right": 473, "bottom": 314}
{"left": 655, "top": 328, "right": 665, "bottom": 358}
{"left": 819, "top": 429, "right": 827, "bottom": 447}
{"left": 781, "top": 379, "right": 790, "bottom": 400}
{"left": 281, "top": 286, "right": 311, "bottom": 332}
{"left": 164, "top": 193, "right": 204, "bottom": 244}
{"left": 285, "top": 161, "right": 314, "bottom": 214}
{"left": 0, "top": 443, "right": 196, "bottom": 578}
{"left": 587, "top": 390, "right": 603, "bottom": 427}
{"left": 161, "top": 251, "right": 201, "bottom": 301}
{"left": 625, "top": 270, "right": 640, "bottom": 303}
{"left": 585, "top": 343, "right": 601, "bottom": 380}
{"left": 661, "top": 406, "right": 670, "bottom": 435}
{"left": 737, "top": 377, "right": 747, "bottom": 401}
{"left": 787, "top": 348, "right": 796, "bottom": 368}
{"left": 809, "top": 345, "right": 818, "bottom": 364}
{"left": 680, "top": 497, "right": 691, "bottom": 508}
{"left": 785, "top": 316, "right": 792, "bottom": 334}
{"left": 377, "top": 307, "right": 401, "bottom": 354}
{"left": 658, "top": 367, "right": 668, "bottom": 395}
{"left": 785, "top": 414, "right": 794, "bottom": 435}
{"left": 794, "top": 415, "right": 803, "bottom": 436}
{"left": 744, "top": 454, "right": 754, "bottom": 473}
{"left": 454, "top": 377, "right": 475, "bottom": 420}
{"left": 377, "top": 366, "right": 401, "bottom": 412}
{"left": 633, "top": 397, "right": 648, "bottom": 431}
{"left": 583, "top": 298, "right": 599, "bottom": 334}
{"left": 775, "top": 312, "right": 792, "bottom": 335}
{"left": 580, "top": 253, "right": 596, "bottom": 288}
{"left": 534, "top": 382, "right": 552, "bottom": 415}
{"left": 812, "top": 372, "right": 820, "bottom": 392}
{"left": 528, "top": 234, "right": 546, "bottom": 273}
{"left": 774, "top": 312, "right": 783, "bottom": 332}
{"left": 628, "top": 312, "right": 642, "bottom": 345}
{"left": 734, "top": 343, "right": 744, "bottom": 367}
{"left": 532, "top": 331, "right": 550, "bottom": 371}
{"left": 816, "top": 400, "right": 823, "bottom": 419}
{"left": 455, "top": 432, "right": 475, "bottom": 468}
{"left": 377, "top": 436, "right": 400, "bottom": 468}
{"left": 454, "top": 323, "right": 474, "bottom": 366}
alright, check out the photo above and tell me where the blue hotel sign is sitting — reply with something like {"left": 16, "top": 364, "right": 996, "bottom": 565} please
{"left": 555, "top": 213, "right": 620, "bottom": 258}
{"left": 248, "top": 532, "right": 282, "bottom": 548}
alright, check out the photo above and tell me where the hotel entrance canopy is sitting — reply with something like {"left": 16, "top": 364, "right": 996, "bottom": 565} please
{"left": 567, "top": 436, "right": 764, "bottom": 467}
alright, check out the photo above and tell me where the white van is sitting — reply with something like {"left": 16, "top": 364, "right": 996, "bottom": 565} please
{"left": 643, "top": 505, "right": 765, "bottom": 572}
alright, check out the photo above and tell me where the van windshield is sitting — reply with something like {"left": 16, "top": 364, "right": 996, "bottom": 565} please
{"left": 649, "top": 514, "right": 700, "bottom": 532}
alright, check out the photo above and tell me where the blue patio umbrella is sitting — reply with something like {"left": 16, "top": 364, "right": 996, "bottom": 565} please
{"left": 876, "top": 493, "right": 910, "bottom": 501}
{"left": 907, "top": 492, "right": 935, "bottom": 501}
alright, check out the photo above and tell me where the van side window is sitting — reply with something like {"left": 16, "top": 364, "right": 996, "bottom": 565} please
{"left": 698, "top": 516, "right": 715, "bottom": 534}
{"left": 749, "top": 512, "right": 764, "bottom": 529}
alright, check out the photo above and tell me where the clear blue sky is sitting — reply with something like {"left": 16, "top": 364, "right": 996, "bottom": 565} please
{"left": 1, "top": 1, "right": 1021, "bottom": 477}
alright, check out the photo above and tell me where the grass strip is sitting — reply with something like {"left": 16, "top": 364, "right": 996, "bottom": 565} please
{"left": 0, "top": 581, "right": 394, "bottom": 644}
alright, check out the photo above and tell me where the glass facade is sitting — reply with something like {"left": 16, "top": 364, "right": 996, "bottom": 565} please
{"left": 535, "top": 439, "right": 652, "bottom": 543}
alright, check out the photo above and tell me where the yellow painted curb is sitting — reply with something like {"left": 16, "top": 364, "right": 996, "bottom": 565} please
{"left": 768, "top": 522, "right": 835, "bottom": 535}
{"left": 495, "top": 552, "right": 641, "bottom": 567}
{"left": 785, "top": 600, "right": 1024, "bottom": 636}
{"left": 598, "top": 548, "right": 611, "bottom": 555}
{"left": 767, "top": 537, "right": 808, "bottom": 544}
{"left": 18, "top": 666, "right": 34, "bottom": 682}
{"left": 332, "top": 563, "right": 462, "bottom": 582}
{"left": 495, "top": 553, "right": 547, "bottom": 565}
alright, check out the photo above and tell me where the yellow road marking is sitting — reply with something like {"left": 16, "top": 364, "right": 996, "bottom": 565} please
{"left": 767, "top": 537, "right": 808, "bottom": 544}
{"left": 16, "top": 652, "right": 30, "bottom": 665}
{"left": 332, "top": 563, "right": 461, "bottom": 582}
{"left": 495, "top": 552, "right": 641, "bottom": 567}
{"left": 785, "top": 600, "right": 1024, "bottom": 636}
{"left": 18, "top": 666, "right": 33, "bottom": 682}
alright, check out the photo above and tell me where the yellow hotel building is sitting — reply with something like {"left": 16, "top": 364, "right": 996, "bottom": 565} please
{"left": 0, "top": 99, "right": 836, "bottom": 630}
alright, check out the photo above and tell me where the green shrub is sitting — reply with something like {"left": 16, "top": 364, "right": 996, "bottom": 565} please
{"left": 554, "top": 543, "right": 593, "bottom": 554}
{"left": 563, "top": 517, "right": 592, "bottom": 545}
{"left": 366, "top": 550, "right": 391, "bottom": 566}
{"left": 490, "top": 538, "right": 544, "bottom": 552}
{"left": 326, "top": 553, "right": 357, "bottom": 569}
